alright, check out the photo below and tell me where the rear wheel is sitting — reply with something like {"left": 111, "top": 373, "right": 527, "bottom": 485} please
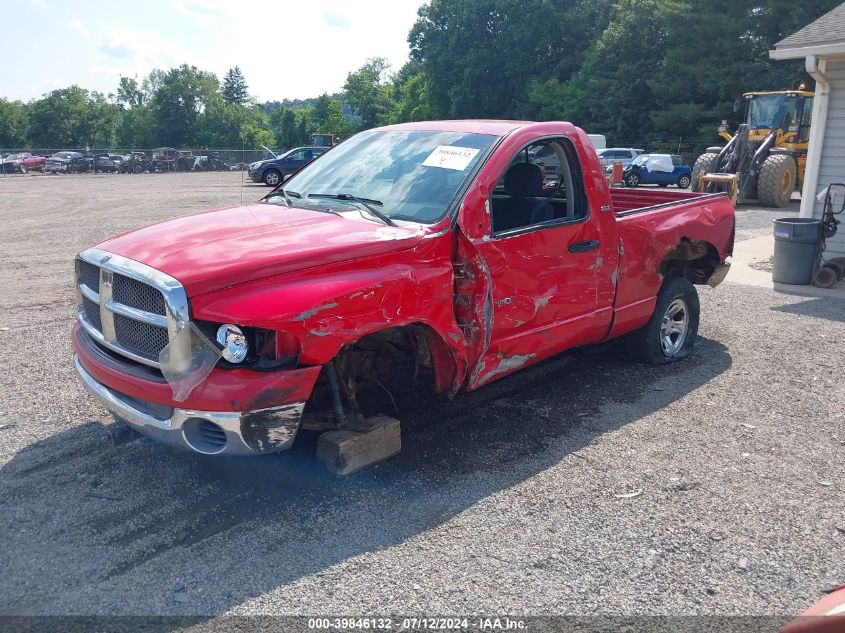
{"left": 758, "top": 154, "right": 796, "bottom": 208}
{"left": 627, "top": 277, "right": 699, "bottom": 364}
{"left": 691, "top": 152, "right": 718, "bottom": 191}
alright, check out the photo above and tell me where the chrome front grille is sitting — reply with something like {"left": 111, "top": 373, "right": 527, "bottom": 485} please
{"left": 113, "top": 273, "right": 167, "bottom": 316}
{"left": 78, "top": 260, "right": 100, "bottom": 293}
{"left": 113, "top": 313, "right": 170, "bottom": 361}
{"left": 82, "top": 296, "right": 102, "bottom": 331}
{"left": 75, "top": 248, "right": 189, "bottom": 369}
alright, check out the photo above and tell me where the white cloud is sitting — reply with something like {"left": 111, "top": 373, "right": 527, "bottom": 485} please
{"left": 175, "top": 0, "right": 231, "bottom": 25}
{"left": 323, "top": 12, "right": 351, "bottom": 28}
{"left": 70, "top": 19, "right": 90, "bottom": 38}
{"left": 99, "top": 25, "right": 190, "bottom": 68}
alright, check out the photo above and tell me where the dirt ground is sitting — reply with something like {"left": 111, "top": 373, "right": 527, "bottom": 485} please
{"left": 0, "top": 172, "right": 842, "bottom": 621}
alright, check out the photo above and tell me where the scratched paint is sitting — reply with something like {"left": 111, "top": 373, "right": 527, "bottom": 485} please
{"left": 293, "top": 303, "right": 338, "bottom": 322}
{"left": 476, "top": 353, "right": 536, "bottom": 386}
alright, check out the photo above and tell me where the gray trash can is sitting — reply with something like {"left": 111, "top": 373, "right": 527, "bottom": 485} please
{"left": 772, "top": 218, "right": 822, "bottom": 285}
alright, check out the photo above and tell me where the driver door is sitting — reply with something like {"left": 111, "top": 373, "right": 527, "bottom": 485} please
{"left": 459, "top": 135, "right": 616, "bottom": 389}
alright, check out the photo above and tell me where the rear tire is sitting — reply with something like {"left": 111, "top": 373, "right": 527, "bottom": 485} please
{"left": 627, "top": 277, "right": 699, "bottom": 365}
{"left": 758, "top": 154, "right": 796, "bottom": 208}
{"left": 691, "top": 152, "right": 718, "bottom": 191}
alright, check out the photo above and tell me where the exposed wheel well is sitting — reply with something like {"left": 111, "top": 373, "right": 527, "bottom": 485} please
{"left": 659, "top": 239, "right": 721, "bottom": 284}
{"left": 304, "top": 324, "right": 456, "bottom": 426}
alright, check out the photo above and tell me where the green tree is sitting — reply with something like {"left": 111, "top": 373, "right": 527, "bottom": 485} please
{"left": 117, "top": 76, "right": 145, "bottom": 108}
{"left": 239, "top": 105, "right": 275, "bottom": 147}
{"left": 526, "top": 0, "right": 673, "bottom": 145}
{"left": 409, "top": 0, "right": 613, "bottom": 118}
{"left": 386, "top": 60, "right": 432, "bottom": 123}
{"left": 648, "top": 0, "right": 842, "bottom": 150}
{"left": 150, "top": 64, "right": 219, "bottom": 146}
{"left": 221, "top": 66, "right": 249, "bottom": 105}
{"left": 28, "top": 86, "right": 117, "bottom": 148}
{"left": 115, "top": 75, "right": 153, "bottom": 148}
{"left": 310, "top": 94, "right": 353, "bottom": 140}
{"left": 343, "top": 58, "right": 395, "bottom": 128}
{"left": 269, "top": 106, "right": 304, "bottom": 149}
{"left": 0, "top": 99, "right": 30, "bottom": 148}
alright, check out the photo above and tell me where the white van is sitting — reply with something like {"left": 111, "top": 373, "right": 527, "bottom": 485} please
{"left": 587, "top": 134, "right": 607, "bottom": 150}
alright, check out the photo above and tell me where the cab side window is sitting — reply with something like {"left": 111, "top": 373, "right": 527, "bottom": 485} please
{"left": 490, "top": 138, "right": 587, "bottom": 235}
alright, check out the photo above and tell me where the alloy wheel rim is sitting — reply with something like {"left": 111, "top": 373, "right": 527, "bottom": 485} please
{"left": 266, "top": 173, "right": 279, "bottom": 185}
{"left": 660, "top": 298, "right": 689, "bottom": 356}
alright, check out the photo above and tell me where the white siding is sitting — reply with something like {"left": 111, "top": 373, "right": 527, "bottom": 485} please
{"left": 813, "top": 58, "right": 845, "bottom": 258}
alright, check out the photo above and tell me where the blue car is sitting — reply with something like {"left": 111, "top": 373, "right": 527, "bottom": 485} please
{"left": 622, "top": 154, "right": 692, "bottom": 189}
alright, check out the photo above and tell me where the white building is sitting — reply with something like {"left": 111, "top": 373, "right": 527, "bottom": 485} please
{"left": 771, "top": 3, "right": 845, "bottom": 258}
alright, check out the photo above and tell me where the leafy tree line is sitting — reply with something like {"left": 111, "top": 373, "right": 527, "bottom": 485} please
{"left": 407, "top": 0, "right": 841, "bottom": 152}
{"left": 1, "top": 0, "right": 839, "bottom": 154}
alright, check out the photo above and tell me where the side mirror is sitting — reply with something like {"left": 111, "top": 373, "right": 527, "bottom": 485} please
{"left": 733, "top": 98, "right": 743, "bottom": 113}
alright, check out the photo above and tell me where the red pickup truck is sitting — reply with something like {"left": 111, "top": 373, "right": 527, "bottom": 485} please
{"left": 72, "top": 120, "right": 734, "bottom": 456}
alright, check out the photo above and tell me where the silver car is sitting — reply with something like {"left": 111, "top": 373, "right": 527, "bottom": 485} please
{"left": 597, "top": 148, "right": 644, "bottom": 168}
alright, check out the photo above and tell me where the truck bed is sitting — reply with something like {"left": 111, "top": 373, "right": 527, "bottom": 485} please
{"left": 609, "top": 187, "right": 723, "bottom": 215}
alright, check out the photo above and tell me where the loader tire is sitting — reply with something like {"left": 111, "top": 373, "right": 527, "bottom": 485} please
{"left": 758, "top": 154, "right": 796, "bottom": 208}
{"left": 691, "top": 152, "right": 718, "bottom": 192}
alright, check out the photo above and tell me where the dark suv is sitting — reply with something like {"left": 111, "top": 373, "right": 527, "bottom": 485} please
{"left": 248, "top": 146, "right": 328, "bottom": 186}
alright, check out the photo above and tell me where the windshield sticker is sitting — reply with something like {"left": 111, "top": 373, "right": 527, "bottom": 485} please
{"left": 422, "top": 145, "right": 480, "bottom": 171}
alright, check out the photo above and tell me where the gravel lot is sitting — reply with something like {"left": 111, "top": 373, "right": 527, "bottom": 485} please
{"left": 0, "top": 173, "right": 842, "bottom": 620}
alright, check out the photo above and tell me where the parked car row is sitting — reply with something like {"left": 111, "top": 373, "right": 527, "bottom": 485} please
{"left": 1, "top": 152, "right": 49, "bottom": 173}
{"left": 1, "top": 148, "right": 239, "bottom": 175}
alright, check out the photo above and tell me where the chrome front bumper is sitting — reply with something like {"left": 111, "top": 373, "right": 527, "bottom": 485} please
{"left": 74, "top": 355, "right": 305, "bottom": 456}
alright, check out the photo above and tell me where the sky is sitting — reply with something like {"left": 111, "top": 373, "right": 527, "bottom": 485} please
{"left": 1, "top": 0, "right": 424, "bottom": 102}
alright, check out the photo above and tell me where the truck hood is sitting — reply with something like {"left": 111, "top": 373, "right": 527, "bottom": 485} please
{"left": 96, "top": 203, "right": 426, "bottom": 296}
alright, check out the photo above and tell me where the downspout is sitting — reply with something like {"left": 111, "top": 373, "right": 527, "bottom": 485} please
{"left": 800, "top": 55, "right": 830, "bottom": 218}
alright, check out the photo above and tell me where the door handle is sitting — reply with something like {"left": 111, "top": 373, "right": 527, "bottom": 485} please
{"left": 568, "top": 240, "right": 599, "bottom": 253}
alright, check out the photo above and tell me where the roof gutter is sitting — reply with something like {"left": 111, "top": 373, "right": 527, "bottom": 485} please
{"left": 769, "top": 42, "right": 845, "bottom": 60}
{"left": 799, "top": 55, "right": 830, "bottom": 218}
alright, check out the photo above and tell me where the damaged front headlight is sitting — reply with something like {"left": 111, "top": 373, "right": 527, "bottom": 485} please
{"left": 158, "top": 322, "right": 301, "bottom": 402}
{"left": 216, "top": 324, "right": 248, "bottom": 363}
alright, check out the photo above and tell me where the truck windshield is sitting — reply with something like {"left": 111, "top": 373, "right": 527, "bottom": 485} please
{"left": 279, "top": 129, "right": 497, "bottom": 224}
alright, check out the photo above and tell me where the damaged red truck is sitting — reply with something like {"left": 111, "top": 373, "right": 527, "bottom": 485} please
{"left": 72, "top": 120, "right": 734, "bottom": 456}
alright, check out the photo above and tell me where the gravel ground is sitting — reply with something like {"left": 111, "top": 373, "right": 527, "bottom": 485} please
{"left": 0, "top": 173, "right": 842, "bottom": 619}
{"left": 733, "top": 196, "right": 799, "bottom": 243}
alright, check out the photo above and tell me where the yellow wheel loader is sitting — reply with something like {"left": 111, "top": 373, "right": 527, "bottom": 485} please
{"left": 692, "top": 90, "right": 813, "bottom": 208}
